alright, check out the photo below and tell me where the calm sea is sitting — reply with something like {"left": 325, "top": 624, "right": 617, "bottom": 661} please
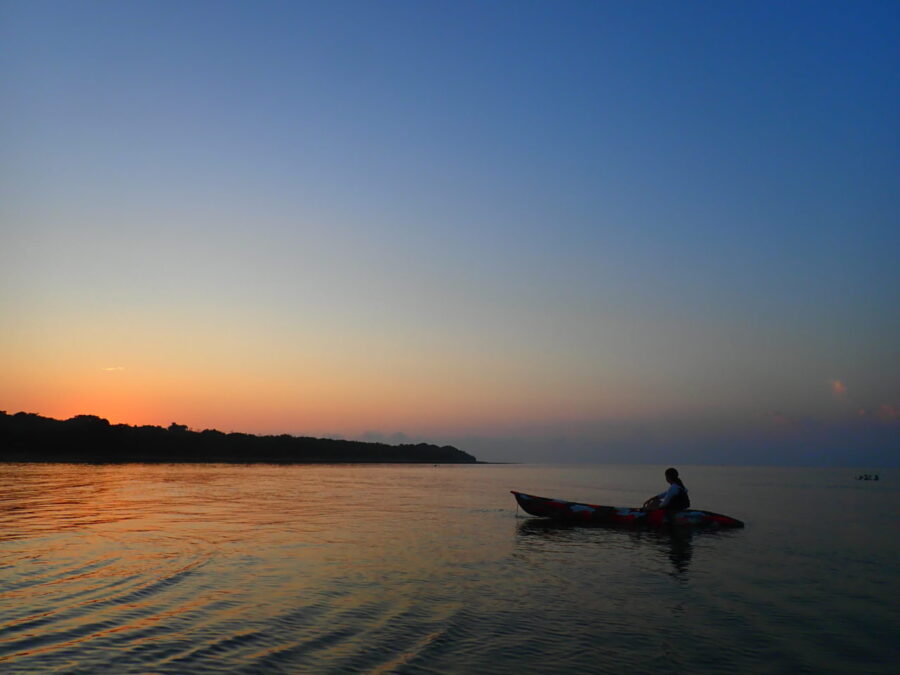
{"left": 1, "top": 463, "right": 897, "bottom": 673}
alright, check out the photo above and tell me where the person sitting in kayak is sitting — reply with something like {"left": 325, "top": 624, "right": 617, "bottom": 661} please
{"left": 642, "top": 468, "right": 690, "bottom": 515}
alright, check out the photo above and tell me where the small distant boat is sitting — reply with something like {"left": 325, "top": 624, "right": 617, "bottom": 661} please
{"left": 511, "top": 491, "right": 744, "bottom": 529}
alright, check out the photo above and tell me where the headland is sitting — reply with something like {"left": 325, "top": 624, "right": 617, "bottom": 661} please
{"left": 0, "top": 411, "right": 478, "bottom": 464}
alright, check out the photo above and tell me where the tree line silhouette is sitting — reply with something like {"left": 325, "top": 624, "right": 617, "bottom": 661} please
{"left": 0, "top": 411, "right": 477, "bottom": 464}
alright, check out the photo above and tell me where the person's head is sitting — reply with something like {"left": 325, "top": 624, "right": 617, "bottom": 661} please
{"left": 665, "top": 467, "right": 680, "bottom": 484}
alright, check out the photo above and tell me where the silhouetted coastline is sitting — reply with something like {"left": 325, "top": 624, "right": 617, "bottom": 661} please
{"left": 0, "top": 412, "right": 478, "bottom": 464}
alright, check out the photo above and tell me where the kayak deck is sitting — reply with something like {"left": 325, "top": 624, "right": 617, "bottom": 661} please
{"left": 511, "top": 491, "right": 744, "bottom": 529}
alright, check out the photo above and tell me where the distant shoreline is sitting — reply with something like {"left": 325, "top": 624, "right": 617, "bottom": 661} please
{"left": 0, "top": 411, "right": 479, "bottom": 465}
{"left": 0, "top": 457, "right": 494, "bottom": 465}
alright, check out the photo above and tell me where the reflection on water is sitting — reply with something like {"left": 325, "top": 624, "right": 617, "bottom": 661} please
{"left": 1, "top": 463, "right": 898, "bottom": 673}
{"left": 516, "top": 519, "right": 695, "bottom": 575}
{"left": 0, "top": 464, "right": 458, "bottom": 672}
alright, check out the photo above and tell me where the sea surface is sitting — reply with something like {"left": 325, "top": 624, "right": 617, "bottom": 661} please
{"left": 1, "top": 463, "right": 897, "bottom": 674}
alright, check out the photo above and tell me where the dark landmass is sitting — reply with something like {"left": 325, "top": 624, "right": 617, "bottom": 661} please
{"left": 0, "top": 411, "right": 478, "bottom": 464}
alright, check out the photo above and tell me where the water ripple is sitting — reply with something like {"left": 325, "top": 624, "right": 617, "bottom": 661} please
{"left": 1, "top": 463, "right": 898, "bottom": 673}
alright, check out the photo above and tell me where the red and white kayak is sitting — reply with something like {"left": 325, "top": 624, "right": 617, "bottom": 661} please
{"left": 511, "top": 491, "right": 744, "bottom": 529}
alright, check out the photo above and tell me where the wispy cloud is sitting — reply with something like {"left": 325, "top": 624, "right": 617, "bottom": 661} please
{"left": 880, "top": 404, "right": 899, "bottom": 420}
{"left": 858, "top": 404, "right": 899, "bottom": 421}
{"left": 763, "top": 410, "right": 800, "bottom": 427}
{"left": 102, "top": 366, "right": 125, "bottom": 372}
{"left": 829, "top": 379, "right": 847, "bottom": 398}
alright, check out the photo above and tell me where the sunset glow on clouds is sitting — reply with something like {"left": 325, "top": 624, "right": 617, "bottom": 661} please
{"left": 1, "top": 2, "right": 897, "bottom": 463}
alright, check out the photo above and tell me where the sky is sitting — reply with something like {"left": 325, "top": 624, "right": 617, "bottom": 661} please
{"left": 1, "top": 0, "right": 897, "bottom": 465}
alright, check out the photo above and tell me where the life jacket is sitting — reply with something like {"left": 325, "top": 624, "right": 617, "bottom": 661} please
{"left": 669, "top": 485, "right": 690, "bottom": 511}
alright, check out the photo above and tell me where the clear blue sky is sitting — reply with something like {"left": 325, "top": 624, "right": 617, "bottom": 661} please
{"left": 2, "top": 1, "right": 898, "bottom": 464}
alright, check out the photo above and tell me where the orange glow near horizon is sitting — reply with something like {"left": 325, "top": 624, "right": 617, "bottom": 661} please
{"left": 0, "top": 302, "right": 655, "bottom": 438}
{"left": 1, "top": 346, "right": 648, "bottom": 439}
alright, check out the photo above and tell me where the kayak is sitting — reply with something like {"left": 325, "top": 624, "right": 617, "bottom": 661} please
{"left": 511, "top": 491, "right": 744, "bottom": 529}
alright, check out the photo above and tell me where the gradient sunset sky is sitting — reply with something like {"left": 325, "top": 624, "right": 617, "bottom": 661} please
{"left": 2, "top": 1, "right": 897, "bottom": 464}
